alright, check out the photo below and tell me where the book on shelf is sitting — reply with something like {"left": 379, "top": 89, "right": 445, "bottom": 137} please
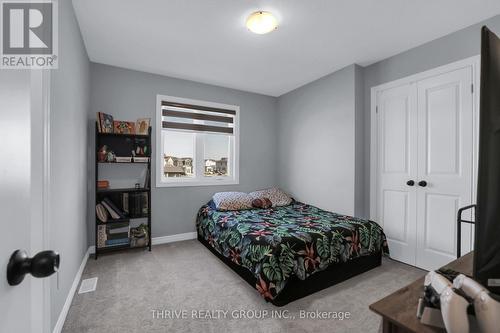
{"left": 105, "top": 238, "right": 129, "bottom": 246}
{"left": 105, "top": 224, "right": 129, "bottom": 247}
{"left": 122, "top": 193, "right": 129, "bottom": 214}
{"left": 136, "top": 118, "right": 150, "bottom": 135}
{"left": 96, "top": 203, "right": 108, "bottom": 223}
{"left": 97, "top": 112, "right": 114, "bottom": 133}
{"left": 101, "top": 201, "right": 121, "bottom": 219}
{"left": 107, "top": 221, "right": 129, "bottom": 231}
{"left": 107, "top": 232, "right": 129, "bottom": 240}
{"left": 97, "top": 225, "right": 107, "bottom": 248}
{"left": 96, "top": 112, "right": 102, "bottom": 132}
{"left": 102, "top": 197, "right": 126, "bottom": 219}
{"left": 108, "top": 226, "right": 129, "bottom": 235}
{"left": 113, "top": 120, "right": 135, "bottom": 134}
{"left": 107, "top": 221, "right": 128, "bottom": 228}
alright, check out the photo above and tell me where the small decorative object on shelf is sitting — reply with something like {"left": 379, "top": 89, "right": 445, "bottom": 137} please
{"left": 97, "top": 180, "right": 109, "bottom": 189}
{"left": 106, "top": 151, "right": 116, "bottom": 162}
{"left": 94, "top": 122, "right": 152, "bottom": 259}
{"left": 133, "top": 137, "right": 148, "bottom": 156}
{"left": 130, "top": 224, "right": 149, "bottom": 248}
{"left": 97, "top": 145, "right": 108, "bottom": 162}
{"left": 133, "top": 156, "right": 150, "bottom": 163}
{"left": 115, "top": 156, "right": 132, "bottom": 163}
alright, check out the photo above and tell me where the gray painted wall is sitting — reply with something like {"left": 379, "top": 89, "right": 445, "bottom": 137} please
{"left": 362, "top": 14, "right": 500, "bottom": 217}
{"left": 88, "top": 64, "right": 278, "bottom": 245}
{"left": 354, "top": 65, "right": 365, "bottom": 217}
{"left": 49, "top": 0, "right": 90, "bottom": 329}
{"left": 276, "top": 65, "right": 359, "bottom": 216}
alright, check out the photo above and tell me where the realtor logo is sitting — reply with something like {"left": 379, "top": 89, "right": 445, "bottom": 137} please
{"left": 1, "top": 0, "right": 58, "bottom": 68}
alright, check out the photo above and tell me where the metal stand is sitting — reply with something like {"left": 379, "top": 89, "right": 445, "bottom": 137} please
{"left": 457, "top": 204, "right": 476, "bottom": 258}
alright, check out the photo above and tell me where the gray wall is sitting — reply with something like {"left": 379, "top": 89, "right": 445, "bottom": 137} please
{"left": 276, "top": 65, "right": 358, "bottom": 216}
{"left": 362, "top": 14, "right": 500, "bottom": 216}
{"left": 49, "top": 0, "right": 90, "bottom": 329}
{"left": 354, "top": 65, "right": 365, "bottom": 217}
{"left": 88, "top": 64, "right": 278, "bottom": 245}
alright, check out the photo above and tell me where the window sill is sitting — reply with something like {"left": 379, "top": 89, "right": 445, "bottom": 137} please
{"left": 156, "top": 179, "right": 239, "bottom": 188}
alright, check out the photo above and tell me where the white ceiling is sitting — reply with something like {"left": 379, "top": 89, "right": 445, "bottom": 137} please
{"left": 73, "top": 0, "right": 500, "bottom": 96}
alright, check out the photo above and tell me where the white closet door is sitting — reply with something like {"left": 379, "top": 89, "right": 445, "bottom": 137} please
{"left": 415, "top": 67, "right": 473, "bottom": 270}
{"left": 377, "top": 83, "right": 418, "bottom": 265}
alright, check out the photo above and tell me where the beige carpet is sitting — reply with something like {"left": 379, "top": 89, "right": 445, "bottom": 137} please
{"left": 62, "top": 240, "right": 425, "bottom": 333}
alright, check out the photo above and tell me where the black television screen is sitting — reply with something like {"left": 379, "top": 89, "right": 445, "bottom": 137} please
{"left": 474, "top": 26, "right": 500, "bottom": 295}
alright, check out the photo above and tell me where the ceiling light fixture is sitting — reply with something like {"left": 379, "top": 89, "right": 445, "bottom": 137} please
{"left": 246, "top": 11, "right": 278, "bottom": 34}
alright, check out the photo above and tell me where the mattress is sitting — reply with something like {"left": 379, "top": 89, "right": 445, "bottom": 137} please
{"left": 196, "top": 201, "right": 389, "bottom": 302}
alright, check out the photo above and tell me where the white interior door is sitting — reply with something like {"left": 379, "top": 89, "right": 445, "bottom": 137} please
{"left": 415, "top": 67, "right": 474, "bottom": 270}
{"left": 0, "top": 71, "right": 49, "bottom": 332}
{"left": 377, "top": 83, "right": 418, "bottom": 265}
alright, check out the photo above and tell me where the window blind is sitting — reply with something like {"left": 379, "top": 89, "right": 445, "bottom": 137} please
{"left": 161, "top": 101, "right": 235, "bottom": 134}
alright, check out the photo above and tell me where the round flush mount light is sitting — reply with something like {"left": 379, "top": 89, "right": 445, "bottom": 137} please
{"left": 246, "top": 11, "right": 278, "bottom": 34}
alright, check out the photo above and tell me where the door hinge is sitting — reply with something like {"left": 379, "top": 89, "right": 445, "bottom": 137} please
{"left": 376, "top": 106, "right": 378, "bottom": 114}
{"left": 471, "top": 84, "right": 474, "bottom": 94}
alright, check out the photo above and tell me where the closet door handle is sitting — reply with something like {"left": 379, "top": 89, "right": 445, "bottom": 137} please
{"left": 406, "top": 180, "right": 415, "bottom": 186}
{"left": 418, "top": 180, "right": 428, "bottom": 187}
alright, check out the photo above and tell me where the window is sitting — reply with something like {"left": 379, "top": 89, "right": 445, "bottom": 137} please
{"left": 156, "top": 95, "right": 239, "bottom": 187}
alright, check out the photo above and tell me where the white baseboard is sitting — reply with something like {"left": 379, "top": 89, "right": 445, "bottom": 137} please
{"left": 88, "top": 231, "right": 197, "bottom": 253}
{"left": 152, "top": 232, "right": 197, "bottom": 245}
{"left": 52, "top": 247, "right": 91, "bottom": 333}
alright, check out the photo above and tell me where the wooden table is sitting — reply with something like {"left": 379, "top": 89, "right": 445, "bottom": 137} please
{"left": 369, "top": 253, "right": 473, "bottom": 333}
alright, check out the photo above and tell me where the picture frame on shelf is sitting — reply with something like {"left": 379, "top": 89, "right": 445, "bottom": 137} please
{"left": 136, "top": 118, "right": 150, "bottom": 135}
{"left": 113, "top": 121, "right": 136, "bottom": 134}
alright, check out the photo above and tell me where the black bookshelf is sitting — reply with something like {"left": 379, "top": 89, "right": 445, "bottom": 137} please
{"left": 94, "top": 124, "right": 152, "bottom": 259}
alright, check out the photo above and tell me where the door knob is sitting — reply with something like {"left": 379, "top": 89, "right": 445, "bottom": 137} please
{"left": 406, "top": 180, "right": 415, "bottom": 186}
{"left": 7, "top": 250, "right": 60, "bottom": 286}
{"left": 418, "top": 180, "right": 428, "bottom": 187}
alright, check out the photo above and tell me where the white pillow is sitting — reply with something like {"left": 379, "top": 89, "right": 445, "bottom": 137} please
{"left": 212, "top": 192, "right": 253, "bottom": 211}
{"left": 249, "top": 187, "right": 293, "bottom": 207}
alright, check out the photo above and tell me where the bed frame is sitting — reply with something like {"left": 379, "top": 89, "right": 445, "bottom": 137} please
{"left": 198, "top": 235, "right": 382, "bottom": 306}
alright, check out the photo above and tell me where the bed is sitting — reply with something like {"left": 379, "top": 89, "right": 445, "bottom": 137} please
{"left": 196, "top": 200, "right": 389, "bottom": 306}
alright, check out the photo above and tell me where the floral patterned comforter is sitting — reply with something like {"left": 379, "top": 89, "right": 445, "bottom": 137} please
{"left": 196, "top": 201, "right": 389, "bottom": 301}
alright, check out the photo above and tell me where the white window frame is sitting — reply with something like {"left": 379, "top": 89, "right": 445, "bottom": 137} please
{"left": 156, "top": 94, "right": 240, "bottom": 187}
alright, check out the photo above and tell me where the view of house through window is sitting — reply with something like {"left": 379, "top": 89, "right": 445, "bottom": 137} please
{"left": 158, "top": 96, "right": 238, "bottom": 186}
{"left": 203, "top": 134, "right": 230, "bottom": 177}
{"left": 163, "top": 130, "right": 195, "bottom": 178}
{"left": 162, "top": 131, "right": 231, "bottom": 178}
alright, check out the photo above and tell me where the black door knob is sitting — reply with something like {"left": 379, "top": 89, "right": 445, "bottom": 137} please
{"left": 418, "top": 180, "right": 428, "bottom": 187}
{"left": 406, "top": 180, "right": 415, "bottom": 186}
{"left": 7, "top": 250, "right": 60, "bottom": 286}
